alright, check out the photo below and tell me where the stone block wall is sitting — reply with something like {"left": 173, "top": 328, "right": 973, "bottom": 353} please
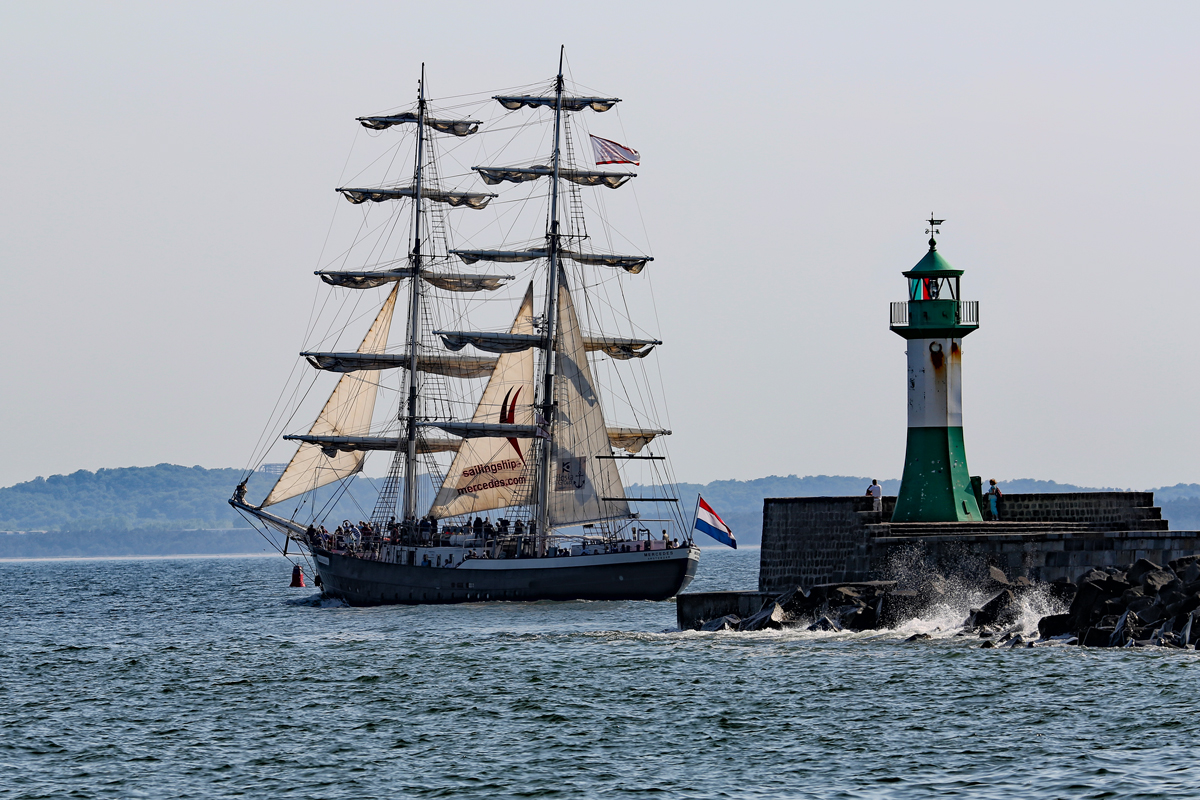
{"left": 759, "top": 491, "right": 1191, "bottom": 591}
{"left": 871, "top": 530, "right": 1200, "bottom": 584}
{"left": 995, "top": 492, "right": 1164, "bottom": 530}
{"left": 758, "top": 496, "right": 893, "bottom": 592}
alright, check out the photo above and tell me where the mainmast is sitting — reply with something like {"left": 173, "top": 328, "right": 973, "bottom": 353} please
{"left": 401, "top": 65, "right": 428, "bottom": 524}
{"left": 535, "top": 47, "right": 567, "bottom": 541}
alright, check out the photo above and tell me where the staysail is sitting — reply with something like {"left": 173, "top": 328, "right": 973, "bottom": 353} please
{"left": 547, "top": 284, "right": 631, "bottom": 527}
{"left": 261, "top": 285, "right": 398, "bottom": 507}
{"left": 426, "top": 285, "right": 538, "bottom": 519}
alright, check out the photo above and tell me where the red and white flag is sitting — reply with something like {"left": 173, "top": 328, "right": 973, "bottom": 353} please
{"left": 590, "top": 134, "right": 640, "bottom": 166}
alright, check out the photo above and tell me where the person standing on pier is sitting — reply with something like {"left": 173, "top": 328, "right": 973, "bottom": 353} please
{"left": 867, "top": 479, "right": 883, "bottom": 513}
{"left": 987, "top": 479, "right": 1003, "bottom": 520}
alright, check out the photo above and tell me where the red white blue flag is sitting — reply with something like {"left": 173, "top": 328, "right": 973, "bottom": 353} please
{"left": 590, "top": 134, "right": 640, "bottom": 166}
{"left": 693, "top": 495, "right": 735, "bottom": 548}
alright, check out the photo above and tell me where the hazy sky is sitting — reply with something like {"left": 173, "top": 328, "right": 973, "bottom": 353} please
{"left": 3, "top": 2, "right": 1199, "bottom": 490}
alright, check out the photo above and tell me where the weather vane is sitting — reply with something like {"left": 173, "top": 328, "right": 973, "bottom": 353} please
{"left": 925, "top": 214, "right": 944, "bottom": 250}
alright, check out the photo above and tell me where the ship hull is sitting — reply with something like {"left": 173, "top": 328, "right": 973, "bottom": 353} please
{"left": 311, "top": 545, "right": 700, "bottom": 606}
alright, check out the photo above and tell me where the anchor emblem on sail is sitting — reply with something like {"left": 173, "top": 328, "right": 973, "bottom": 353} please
{"left": 554, "top": 458, "right": 588, "bottom": 491}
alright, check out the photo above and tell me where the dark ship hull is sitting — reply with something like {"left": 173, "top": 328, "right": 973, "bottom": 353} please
{"left": 311, "top": 544, "right": 700, "bottom": 606}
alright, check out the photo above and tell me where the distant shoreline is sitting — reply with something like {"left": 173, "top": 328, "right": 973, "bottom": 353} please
{"left": 0, "top": 551, "right": 278, "bottom": 564}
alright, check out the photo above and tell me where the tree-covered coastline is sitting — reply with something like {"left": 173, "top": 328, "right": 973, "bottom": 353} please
{"left": 3, "top": 464, "right": 1199, "bottom": 557}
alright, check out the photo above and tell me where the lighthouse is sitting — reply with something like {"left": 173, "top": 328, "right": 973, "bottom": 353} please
{"left": 889, "top": 218, "right": 982, "bottom": 522}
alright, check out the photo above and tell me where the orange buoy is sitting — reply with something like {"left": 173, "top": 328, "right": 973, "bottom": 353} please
{"left": 290, "top": 564, "right": 305, "bottom": 587}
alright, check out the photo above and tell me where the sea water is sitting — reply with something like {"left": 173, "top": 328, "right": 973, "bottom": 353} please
{"left": 3, "top": 549, "right": 1199, "bottom": 799}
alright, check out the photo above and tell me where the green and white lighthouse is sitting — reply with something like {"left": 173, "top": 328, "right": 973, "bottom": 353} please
{"left": 889, "top": 219, "right": 982, "bottom": 522}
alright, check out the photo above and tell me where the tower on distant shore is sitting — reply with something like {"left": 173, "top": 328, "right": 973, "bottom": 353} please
{"left": 889, "top": 218, "right": 982, "bottom": 522}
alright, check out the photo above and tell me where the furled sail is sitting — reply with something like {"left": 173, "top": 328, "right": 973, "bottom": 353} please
{"left": 449, "top": 249, "right": 651, "bottom": 274}
{"left": 474, "top": 165, "right": 635, "bottom": 189}
{"left": 437, "top": 331, "right": 543, "bottom": 354}
{"left": 494, "top": 95, "right": 620, "bottom": 113}
{"left": 356, "top": 112, "right": 481, "bottom": 137}
{"left": 261, "top": 286, "right": 399, "bottom": 508}
{"left": 547, "top": 284, "right": 631, "bottom": 527}
{"left": 436, "top": 330, "right": 659, "bottom": 360}
{"left": 564, "top": 251, "right": 652, "bottom": 274}
{"left": 316, "top": 270, "right": 511, "bottom": 292}
{"left": 450, "top": 249, "right": 547, "bottom": 265}
{"left": 336, "top": 186, "right": 497, "bottom": 209}
{"left": 607, "top": 427, "right": 671, "bottom": 454}
{"left": 282, "top": 434, "right": 462, "bottom": 454}
{"left": 302, "top": 352, "right": 496, "bottom": 379}
{"left": 427, "top": 286, "right": 539, "bottom": 519}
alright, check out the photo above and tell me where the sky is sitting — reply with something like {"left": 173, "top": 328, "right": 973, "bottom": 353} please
{"left": 3, "top": 1, "right": 1199, "bottom": 491}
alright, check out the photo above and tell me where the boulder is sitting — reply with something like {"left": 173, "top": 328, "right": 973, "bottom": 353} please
{"left": 1142, "top": 568, "right": 1178, "bottom": 595}
{"left": 738, "top": 602, "right": 786, "bottom": 632}
{"left": 1168, "top": 554, "right": 1200, "bottom": 577}
{"left": 980, "top": 639, "right": 997, "bottom": 648}
{"left": 1165, "top": 591, "right": 1200, "bottom": 618}
{"left": 973, "top": 589, "right": 1021, "bottom": 628}
{"left": 1037, "top": 613, "right": 1075, "bottom": 639}
{"left": 700, "top": 615, "right": 740, "bottom": 632}
{"left": 844, "top": 600, "right": 880, "bottom": 631}
{"left": 906, "top": 632, "right": 932, "bottom": 642}
{"left": 1049, "top": 578, "right": 1078, "bottom": 605}
{"left": 1080, "top": 627, "right": 1116, "bottom": 647}
{"left": 807, "top": 615, "right": 841, "bottom": 632}
{"left": 1126, "top": 558, "right": 1163, "bottom": 585}
{"left": 988, "top": 565, "right": 1011, "bottom": 586}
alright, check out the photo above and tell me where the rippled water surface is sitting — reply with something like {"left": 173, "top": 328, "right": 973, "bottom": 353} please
{"left": 4, "top": 549, "right": 1200, "bottom": 799}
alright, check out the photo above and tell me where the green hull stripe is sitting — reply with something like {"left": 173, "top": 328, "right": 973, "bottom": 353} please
{"left": 892, "top": 426, "right": 982, "bottom": 522}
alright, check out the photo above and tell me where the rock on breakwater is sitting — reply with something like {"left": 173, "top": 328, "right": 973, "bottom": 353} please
{"left": 1034, "top": 555, "right": 1200, "bottom": 648}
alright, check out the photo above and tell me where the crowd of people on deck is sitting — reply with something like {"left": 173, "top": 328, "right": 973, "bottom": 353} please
{"left": 305, "top": 516, "right": 686, "bottom": 564}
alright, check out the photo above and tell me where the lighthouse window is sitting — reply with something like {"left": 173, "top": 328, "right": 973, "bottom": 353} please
{"left": 909, "top": 277, "right": 958, "bottom": 301}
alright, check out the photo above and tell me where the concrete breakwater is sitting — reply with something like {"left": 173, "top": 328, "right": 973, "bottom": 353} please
{"left": 757, "top": 491, "right": 1200, "bottom": 591}
{"left": 678, "top": 556, "right": 1200, "bottom": 650}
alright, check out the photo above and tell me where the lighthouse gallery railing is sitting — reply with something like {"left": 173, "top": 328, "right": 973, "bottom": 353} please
{"left": 890, "top": 300, "right": 978, "bottom": 327}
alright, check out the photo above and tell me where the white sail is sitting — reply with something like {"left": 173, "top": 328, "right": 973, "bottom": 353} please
{"left": 607, "top": 427, "right": 670, "bottom": 454}
{"left": 547, "top": 284, "right": 631, "bottom": 527}
{"left": 262, "top": 285, "right": 398, "bottom": 508}
{"left": 427, "top": 285, "right": 538, "bottom": 519}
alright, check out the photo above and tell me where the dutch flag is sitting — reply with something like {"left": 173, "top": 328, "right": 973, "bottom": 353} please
{"left": 693, "top": 495, "right": 735, "bottom": 549}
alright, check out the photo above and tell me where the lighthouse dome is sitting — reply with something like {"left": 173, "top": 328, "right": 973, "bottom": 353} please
{"left": 903, "top": 248, "right": 963, "bottom": 279}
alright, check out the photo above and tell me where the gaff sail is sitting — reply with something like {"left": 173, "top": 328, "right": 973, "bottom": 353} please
{"left": 261, "top": 285, "right": 399, "bottom": 508}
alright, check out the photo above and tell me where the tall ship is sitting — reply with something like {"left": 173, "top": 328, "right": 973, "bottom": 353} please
{"left": 231, "top": 52, "right": 699, "bottom": 605}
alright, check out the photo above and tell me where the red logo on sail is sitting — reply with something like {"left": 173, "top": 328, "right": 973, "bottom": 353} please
{"left": 500, "top": 387, "right": 524, "bottom": 462}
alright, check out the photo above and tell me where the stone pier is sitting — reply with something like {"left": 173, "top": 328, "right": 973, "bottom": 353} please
{"left": 756, "top": 491, "right": 1200, "bottom": 593}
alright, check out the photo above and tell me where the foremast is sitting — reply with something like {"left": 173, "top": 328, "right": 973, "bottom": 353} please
{"left": 534, "top": 47, "right": 567, "bottom": 545}
{"left": 401, "top": 65, "right": 429, "bottom": 526}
